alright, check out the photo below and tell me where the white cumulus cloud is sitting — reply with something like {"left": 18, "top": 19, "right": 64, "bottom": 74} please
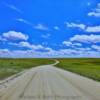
{"left": 86, "top": 26, "right": 100, "bottom": 32}
{"left": 66, "top": 22, "right": 100, "bottom": 32}
{"left": 0, "top": 47, "right": 100, "bottom": 58}
{"left": 88, "top": 3, "right": 100, "bottom": 17}
{"left": 3, "top": 31, "right": 29, "bottom": 41}
{"left": 92, "top": 45, "right": 100, "bottom": 51}
{"left": 70, "top": 34, "right": 100, "bottom": 43}
{"left": 63, "top": 41, "right": 82, "bottom": 47}
{"left": 63, "top": 41, "right": 72, "bottom": 46}
{"left": 10, "top": 41, "right": 53, "bottom": 51}
{"left": 66, "top": 23, "right": 86, "bottom": 30}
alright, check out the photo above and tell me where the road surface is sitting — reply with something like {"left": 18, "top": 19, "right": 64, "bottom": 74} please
{"left": 0, "top": 64, "right": 100, "bottom": 100}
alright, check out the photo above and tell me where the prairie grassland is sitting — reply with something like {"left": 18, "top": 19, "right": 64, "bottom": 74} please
{"left": 0, "top": 58, "right": 54, "bottom": 80}
{"left": 56, "top": 58, "right": 100, "bottom": 81}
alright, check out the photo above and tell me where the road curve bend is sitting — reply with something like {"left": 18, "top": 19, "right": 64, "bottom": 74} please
{"left": 0, "top": 64, "right": 100, "bottom": 100}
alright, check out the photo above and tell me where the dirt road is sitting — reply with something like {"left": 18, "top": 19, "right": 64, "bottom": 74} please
{"left": 0, "top": 65, "right": 100, "bottom": 100}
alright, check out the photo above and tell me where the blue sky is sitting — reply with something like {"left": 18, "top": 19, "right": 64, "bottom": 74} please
{"left": 0, "top": 0, "right": 100, "bottom": 58}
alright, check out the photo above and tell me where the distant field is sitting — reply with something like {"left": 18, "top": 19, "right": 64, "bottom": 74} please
{"left": 56, "top": 58, "right": 100, "bottom": 82}
{"left": 0, "top": 58, "right": 54, "bottom": 80}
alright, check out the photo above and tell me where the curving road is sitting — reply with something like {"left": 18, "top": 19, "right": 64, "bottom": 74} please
{"left": 0, "top": 64, "right": 100, "bottom": 100}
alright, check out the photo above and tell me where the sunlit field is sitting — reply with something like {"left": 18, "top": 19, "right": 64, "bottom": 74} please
{"left": 0, "top": 58, "right": 54, "bottom": 80}
{"left": 56, "top": 58, "right": 100, "bottom": 81}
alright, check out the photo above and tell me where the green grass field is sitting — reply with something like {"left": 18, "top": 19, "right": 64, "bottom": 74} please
{"left": 0, "top": 58, "right": 54, "bottom": 80}
{"left": 1, "top": 58, "right": 100, "bottom": 82}
{"left": 56, "top": 58, "right": 100, "bottom": 82}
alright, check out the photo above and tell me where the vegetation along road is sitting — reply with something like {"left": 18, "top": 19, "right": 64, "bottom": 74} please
{"left": 0, "top": 59, "right": 100, "bottom": 100}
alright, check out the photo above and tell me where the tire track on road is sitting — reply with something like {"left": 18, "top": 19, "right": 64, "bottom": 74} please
{"left": 54, "top": 67, "right": 99, "bottom": 100}
{"left": 0, "top": 64, "right": 100, "bottom": 100}
{"left": 19, "top": 71, "right": 37, "bottom": 98}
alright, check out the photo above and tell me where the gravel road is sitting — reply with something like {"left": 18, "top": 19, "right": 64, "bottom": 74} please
{"left": 0, "top": 64, "right": 100, "bottom": 100}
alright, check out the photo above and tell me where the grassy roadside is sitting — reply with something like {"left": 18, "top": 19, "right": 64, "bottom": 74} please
{"left": 56, "top": 58, "right": 100, "bottom": 82}
{"left": 0, "top": 58, "right": 54, "bottom": 80}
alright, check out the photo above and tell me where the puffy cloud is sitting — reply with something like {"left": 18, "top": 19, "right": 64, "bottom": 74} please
{"left": 0, "top": 49, "right": 11, "bottom": 58}
{"left": 63, "top": 41, "right": 82, "bottom": 47}
{"left": 59, "top": 49, "right": 78, "bottom": 55}
{"left": 88, "top": 12, "right": 100, "bottom": 17}
{"left": 0, "top": 48, "right": 99, "bottom": 58}
{"left": 75, "top": 47, "right": 91, "bottom": 51}
{"left": 70, "top": 34, "right": 100, "bottom": 43}
{"left": 63, "top": 41, "right": 72, "bottom": 46}
{"left": 0, "top": 49, "right": 9, "bottom": 54}
{"left": 0, "top": 36, "right": 7, "bottom": 41}
{"left": 66, "top": 23, "right": 86, "bottom": 30}
{"left": 10, "top": 42, "right": 43, "bottom": 50}
{"left": 86, "top": 26, "right": 100, "bottom": 32}
{"left": 66, "top": 22, "right": 100, "bottom": 32}
{"left": 0, "top": 49, "right": 54, "bottom": 58}
{"left": 92, "top": 45, "right": 100, "bottom": 51}
{"left": 74, "top": 43, "right": 82, "bottom": 46}
{"left": 18, "top": 42, "right": 44, "bottom": 50}
{"left": 3, "top": 31, "right": 29, "bottom": 41}
{"left": 88, "top": 3, "right": 100, "bottom": 17}
{"left": 57, "top": 48, "right": 100, "bottom": 58}
{"left": 10, "top": 41, "right": 53, "bottom": 51}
